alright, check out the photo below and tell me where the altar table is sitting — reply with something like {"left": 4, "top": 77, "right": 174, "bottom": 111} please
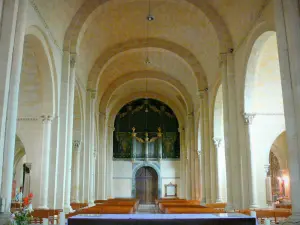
{"left": 68, "top": 213, "right": 257, "bottom": 225}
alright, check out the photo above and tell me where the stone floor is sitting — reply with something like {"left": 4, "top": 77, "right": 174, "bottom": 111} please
{"left": 136, "top": 204, "right": 158, "bottom": 214}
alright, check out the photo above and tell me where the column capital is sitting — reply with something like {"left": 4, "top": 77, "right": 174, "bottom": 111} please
{"left": 243, "top": 113, "right": 256, "bottom": 125}
{"left": 72, "top": 140, "right": 81, "bottom": 151}
{"left": 212, "top": 137, "right": 222, "bottom": 149}
{"left": 178, "top": 127, "right": 184, "bottom": 133}
{"left": 87, "top": 89, "right": 97, "bottom": 99}
{"left": 70, "top": 53, "right": 77, "bottom": 68}
{"left": 187, "top": 112, "right": 194, "bottom": 119}
{"left": 197, "top": 90, "right": 205, "bottom": 100}
{"left": 41, "top": 115, "right": 53, "bottom": 124}
{"left": 108, "top": 126, "right": 115, "bottom": 131}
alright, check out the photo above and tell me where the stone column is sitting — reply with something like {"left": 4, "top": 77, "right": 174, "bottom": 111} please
{"left": 213, "top": 138, "right": 224, "bottom": 203}
{"left": 63, "top": 54, "right": 77, "bottom": 212}
{"left": 243, "top": 113, "right": 258, "bottom": 208}
{"left": 106, "top": 126, "right": 114, "bottom": 198}
{"left": 90, "top": 150, "right": 96, "bottom": 203}
{"left": 188, "top": 114, "right": 196, "bottom": 199}
{"left": 275, "top": 0, "right": 300, "bottom": 221}
{"left": 56, "top": 52, "right": 71, "bottom": 209}
{"left": 88, "top": 90, "right": 96, "bottom": 205}
{"left": 198, "top": 150, "right": 206, "bottom": 204}
{"left": 198, "top": 90, "right": 211, "bottom": 203}
{"left": 195, "top": 150, "right": 201, "bottom": 200}
{"left": 179, "top": 127, "right": 186, "bottom": 198}
{"left": 0, "top": 0, "right": 27, "bottom": 217}
{"left": 71, "top": 141, "right": 81, "bottom": 203}
{"left": 220, "top": 52, "right": 243, "bottom": 209}
{"left": 96, "top": 112, "right": 106, "bottom": 200}
{"left": 38, "top": 115, "right": 53, "bottom": 209}
{"left": 194, "top": 148, "right": 200, "bottom": 200}
{"left": 264, "top": 165, "right": 272, "bottom": 207}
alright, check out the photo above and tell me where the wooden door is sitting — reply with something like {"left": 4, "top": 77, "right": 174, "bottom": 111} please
{"left": 135, "top": 167, "right": 158, "bottom": 204}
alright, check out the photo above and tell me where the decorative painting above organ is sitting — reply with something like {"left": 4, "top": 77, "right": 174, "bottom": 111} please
{"left": 113, "top": 98, "right": 180, "bottom": 160}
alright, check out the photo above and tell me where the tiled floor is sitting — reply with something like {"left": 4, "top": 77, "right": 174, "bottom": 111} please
{"left": 136, "top": 204, "right": 158, "bottom": 214}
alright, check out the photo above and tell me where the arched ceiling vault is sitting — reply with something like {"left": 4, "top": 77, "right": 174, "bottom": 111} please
{"left": 99, "top": 70, "right": 193, "bottom": 114}
{"left": 107, "top": 91, "right": 185, "bottom": 129}
{"left": 64, "top": 0, "right": 232, "bottom": 53}
{"left": 87, "top": 38, "right": 207, "bottom": 90}
{"left": 63, "top": 0, "right": 233, "bottom": 93}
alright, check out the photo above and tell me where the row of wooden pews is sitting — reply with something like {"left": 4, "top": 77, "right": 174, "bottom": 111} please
{"left": 156, "top": 198, "right": 226, "bottom": 214}
{"left": 238, "top": 208, "right": 292, "bottom": 224}
{"left": 10, "top": 199, "right": 139, "bottom": 224}
{"left": 66, "top": 198, "right": 139, "bottom": 217}
{"left": 156, "top": 198, "right": 291, "bottom": 224}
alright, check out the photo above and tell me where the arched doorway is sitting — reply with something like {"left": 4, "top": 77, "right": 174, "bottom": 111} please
{"left": 135, "top": 166, "right": 158, "bottom": 204}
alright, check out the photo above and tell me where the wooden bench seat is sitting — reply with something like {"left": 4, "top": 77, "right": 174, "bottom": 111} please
{"left": 159, "top": 203, "right": 207, "bottom": 213}
{"left": 205, "top": 203, "right": 227, "bottom": 209}
{"left": 71, "top": 202, "right": 88, "bottom": 210}
{"left": 78, "top": 205, "right": 134, "bottom": 214}
{"left": 165, "top": 207, "right": 224, "bottom": 214}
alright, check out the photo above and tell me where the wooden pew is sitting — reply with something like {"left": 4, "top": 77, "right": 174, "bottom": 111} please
{"left": 155, "top": 199, "right": 186, "bottom": 206}
{"left": 94, "top": 200, "right": 106, "bottom": 204}
{"left": 205, "top": 203, "right": 227, "bottom": 209}
{"left": 30, "top": 209, "right": 62, "bottom": 224}
{"left": 165, "top": 207, "right": 224, "bottom": 214}
{"left": 238, "top": 209, "right": 291, "bottom": 224}
{"left": 105, "top": 199, "right": 139, "bottom": 212}
{"left": 159, "top": 203, "right": 207, "bottom": 213}
{"left": 70, "top": 202, "right": 88, "bottom": 210}
{"left": 77, "top": 205, "right": 134, "bottom": 214}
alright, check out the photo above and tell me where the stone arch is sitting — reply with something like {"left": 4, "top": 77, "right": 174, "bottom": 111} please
{"left": 244, "top": 31, "right": 280, "bottom": 113}
{"left": 244, "top": 29, "right": 286, "bottom": 207}
{"left": 63, "top": 0, "right": 232, "bottom": 53}
{"left": 132, "top": 162, "right": 161, "bottom": 198}
{"left": 107, "top": 91, "right": 185, "bottom": 130}
{"left": 25, "top": 26, "right": 57, "bottom": 116}
{"left": 99, "top": 70, "right": 193, "bottom": 114}
{"left": 14, "top": 136, "right": 26, "bottom": 172}
{"left": 88, "top": 38, "right": 207, "bottom": 90}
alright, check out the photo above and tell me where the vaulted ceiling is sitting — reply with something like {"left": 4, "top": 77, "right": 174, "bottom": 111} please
{"left": 32, "top": 0, "right": 271, "bottom": 115}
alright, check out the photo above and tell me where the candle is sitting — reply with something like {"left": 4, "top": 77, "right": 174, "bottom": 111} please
{"left": 264, "top": 219, "right": 271, "bottom": 225}
{"left": 43, "top": 218, "right": 48, "bottom": 225}
{"left": 59, "top": 212, "right": 65, "bottom": 225}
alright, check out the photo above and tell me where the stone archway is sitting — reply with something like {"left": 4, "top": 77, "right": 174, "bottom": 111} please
{"left": 135, "top": 166, "right": 158, "bottom": 204}
{"left": 132, "top": 162, "right": 161, "bottom": 201}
